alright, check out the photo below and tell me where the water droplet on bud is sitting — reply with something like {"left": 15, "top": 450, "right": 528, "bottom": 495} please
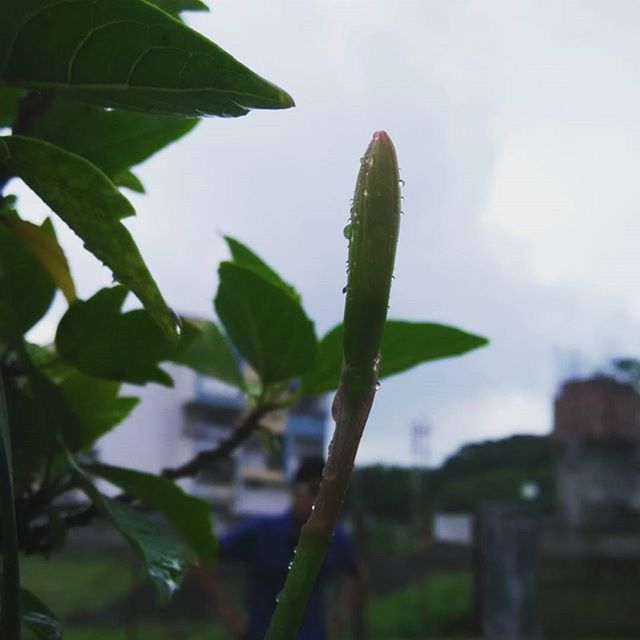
{"left": 343, "top": 223, "right": 352, "bottom": 239}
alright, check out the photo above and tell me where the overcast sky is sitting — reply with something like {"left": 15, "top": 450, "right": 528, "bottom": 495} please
{"left": 19, "top": 0, "right": 640, "bottom": 465}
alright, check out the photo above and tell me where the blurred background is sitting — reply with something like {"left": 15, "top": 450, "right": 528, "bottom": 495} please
{"left": 16, "top": 0, "right": 640, "bottom": 638}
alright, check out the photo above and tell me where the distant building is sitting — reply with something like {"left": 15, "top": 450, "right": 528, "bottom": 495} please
{"left": 185, "top": 373, "right": 327, "bottom": 518}
{"left": 554, "top": 375, "right": 640, "bottom": 527}
{"left": 98, "top": 364, "right": 328, "bottom": 520}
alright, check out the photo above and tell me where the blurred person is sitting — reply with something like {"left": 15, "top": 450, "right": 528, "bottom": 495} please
{"left": 201, "top": 456, "right": 360, "bottom": 640}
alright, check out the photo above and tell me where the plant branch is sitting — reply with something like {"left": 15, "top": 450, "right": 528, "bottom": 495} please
{"left": 162, "top": 403, "right": 276, "bottom": 479}
{"left": 22, "top": 401, "right": 278, "bottom": 547}
{"left": 22, "top": 403, "right": 280, "bottom": 553}
{"left": 0, "top": 371, "right": 21, "bottom": 639}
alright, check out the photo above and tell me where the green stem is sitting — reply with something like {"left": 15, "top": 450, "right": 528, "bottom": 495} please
{"left": 265, "top": 131, "right": 401, "bottom": 640}
{"left": 0, "top": 372, "right": 21, "bottom": 639}
{"left": 265, "top": 366, "right": 378, "bottom": 640}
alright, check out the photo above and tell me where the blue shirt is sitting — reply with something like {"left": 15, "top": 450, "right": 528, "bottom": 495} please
{"left": 219, "top": 510, "right": 358, "bottom": 640}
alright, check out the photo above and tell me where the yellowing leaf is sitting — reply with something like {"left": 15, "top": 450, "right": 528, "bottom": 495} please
{"left": 5, "top": 217, "right": 76, "bottom": 303}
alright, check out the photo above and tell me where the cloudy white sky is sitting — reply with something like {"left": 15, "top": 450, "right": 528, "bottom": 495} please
{"left": 19, "top": 0, "right": 640, "bottom": 465}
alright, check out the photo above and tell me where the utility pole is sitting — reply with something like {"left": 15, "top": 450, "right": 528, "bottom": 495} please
{"left": 410, "top": 421, "right": 431, "bottom": 531}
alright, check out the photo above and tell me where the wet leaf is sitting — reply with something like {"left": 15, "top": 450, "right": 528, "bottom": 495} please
{"left": 87, "top": 463, "right": 217, "bottom": 563}
{"left": 172, "top": 319, "right": 245, "bottom": 389}
{"left": 56, "top": 287, "right": 174, "bottom": 386}
{"left": 303, "top": 320, "right": 489, "bottom": 394}
{"left": 71, "top": 458, "right": 191, "bottom": 602}
{"left": 0, "top": 0, "right": 293, "bottom": 117}
{"left": 147, "top": 0, "right": 208, "bottom": 15}
{"left": 29, "top": 98, "right": 197, "bottom": 181}
{"left": 215, "top": 262, "right": 317, "bottom": 384}
{"left": 224, "top": 235, "right": 300, "bottom": 303}
{"left": 1, "top": 135, "right": 178, "bottom": 340}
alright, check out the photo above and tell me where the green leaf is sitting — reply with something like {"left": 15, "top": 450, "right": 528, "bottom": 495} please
{"left": 21, "top": 589, "right": 61, "bottom": 640}
{"left": 147, "top": 0, "right": 209, "bottom": 15}
{"left": 1, "top": 135, "right": 179, "bottom": 340}
{"left": 171, "top": 319, "right": 245, "bottom": 389}
{"left": 0, "top": 87, "right": 21, "bottom": 127}
{"left": 113, "top": 169, "right": 145, "bottom": 193}
{"left": 71, "top": 457, "right": 192, "bottom": 601}
{"left": 87, "top": 463, "right": 217, "bottom": 563}
{"left": 29, "top": 98, "right": 197, "bottom": 180}
{"left": 215, "top": 262, "right": 317, "bottom": 384}
{"left": 0, "top": 218, "right": 55, "bottom": 341}
{"left": 56, "top": 287, "right": 173, "bottom": 386}
{"left": 4, "top": 215, "right": 76, "bottom": 303}
{"left": 224, "top": 235, "right": 300, "bottom": 302}
{"left": 58, "top": 370, "right": 139, "bottom": 446}
{"left": 303, "top": 320, "right": 489, "bottom": 394}
{"left": 3, "top": 376, "right": 49, "bottom": 487}
{"left": 0, "top": 0, "right": 293, "bottom": 117}
{"left": 8, "top": 348, "right": 138, "bottom": 468}
{"left": 25, "top": 360, "right": 87, "bottom": 451}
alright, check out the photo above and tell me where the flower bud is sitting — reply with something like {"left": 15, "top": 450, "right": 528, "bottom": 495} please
{"left": 343, "top": 131, "right": 401, "bottom": 377}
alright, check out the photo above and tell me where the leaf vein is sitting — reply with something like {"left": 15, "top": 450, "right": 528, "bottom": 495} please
{"left": 2, "top": 0, "right": 86, "bottom": 75}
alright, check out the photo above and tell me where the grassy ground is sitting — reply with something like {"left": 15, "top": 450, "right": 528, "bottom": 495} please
{"left": 20, "top": 549, "right": 632, "bottom": 639}
{"left": 21, "top": 547, "right": 474, "bottom": 639}
{"left": 366, "top": 573, "right": 472, "bottom": 639}
{"left": 21, "top": 550, "right": 135, "bottom": 618}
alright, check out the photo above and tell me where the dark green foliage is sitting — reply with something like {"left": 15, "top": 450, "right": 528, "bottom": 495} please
{"left": 224, "top": 235, "right": 301, "bottom": 302}
{"left": 303, "top": 320, "right": 488, "bottom": 394}
{"left": 0, "top": 218, "right": 55, "bottom": 341}
{"left": 0, "top": 4, "right": 300, "bottom": 634}
{"left": 367, "top": 573, "right": 472, "bottom": 639}
{"left": 113, "top": 169, "right": 145, "bottom": 193}
{"left": 147, "top": 0, "right": 209, "bottom": 16}
{"left": 56, "top": 287, "right": 174, "bottom": 386}
{"left": 350, "top": 435, "right": 555, "bottom": 522}
{"left": 0, "top": 4, "right": 489, "bottom": 633}
{"left": 215, "top": 262, "right": 317, "bottom": 384}
{"left": 350, "top": 464, "right": 431, "bottom": 521}
{"left": 0, "top": 87, "right": 21, "bottom": 126}
{"left": 87, "top": 463, "right": 217, "bottom": 563}
{"left": 1, "top": 135, "right": 179, "bottom": 340}
{"left": 3, "top": 376, "right": 52, "bottom": 487}
{"left": 29, "top": 98, "right": 197, "bottom": 182}
{"left": 71, "top": 459, "right": 192, "bottom": 601}
{"left": 54, "top": 369, "right": 139, "bottom": 448}
{"left": 171, "top": 319, "right": 245, "bottom": 389}
{"left": 433, "top": 434, "right": 555, "bottom": 512}
{"left": 438, "top": 434, "right": 554, "bottom": 481}
{"left": 56, "top": 289, "right": 245, "bottom": 388}
{"left": 0, "top": 0, "right": 293, "bottom": 117}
